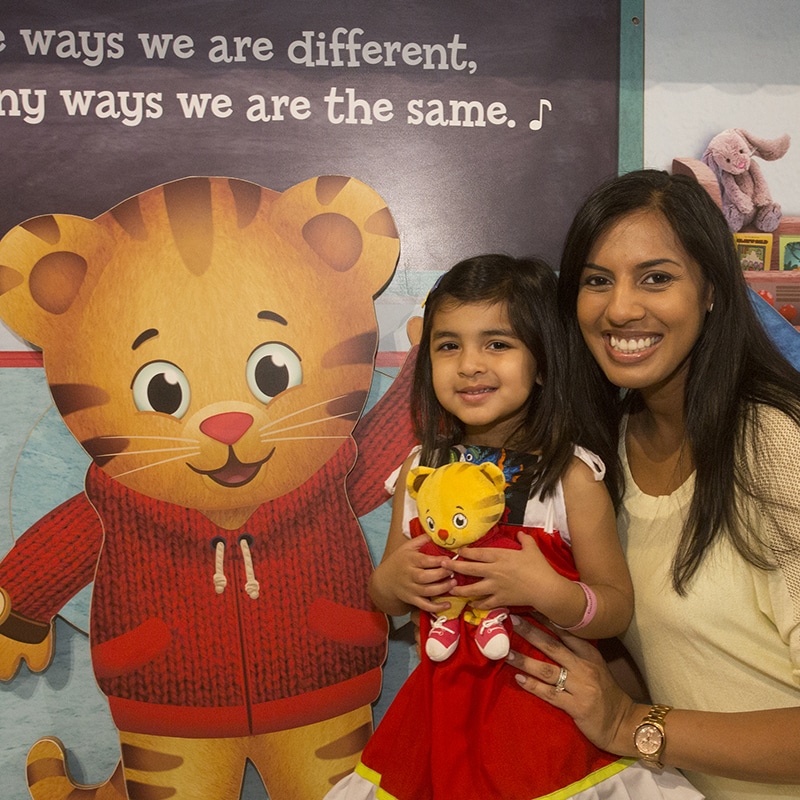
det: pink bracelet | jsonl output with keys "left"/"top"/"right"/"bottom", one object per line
{"left": 557, "top": 581, "right": 597, "bottom": 631}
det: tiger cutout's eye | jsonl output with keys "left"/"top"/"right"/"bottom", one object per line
{"left": 246, "top": 342, "right": 302, "bottom": 403}
{"left": 132, "top": 361, "right": 191, "bottom": 418}
{"left": 425, "top": 516, "right": 436, "bottom": 532}
{"left": 452, "top": 512, "right": 468, "bottom": 529}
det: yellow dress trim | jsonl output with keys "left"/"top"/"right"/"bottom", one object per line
{"left": 354, "top": 757, "right": 637, "bottom": 799}
{"left": 353, "top": 760, "right": 399, "bottom": 800}
{"left": 536, "top": 758, "right": 637, "bottom": 799}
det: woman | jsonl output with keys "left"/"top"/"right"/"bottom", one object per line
{"left": 509, "top": 169, "right": 800, "bottom": 799}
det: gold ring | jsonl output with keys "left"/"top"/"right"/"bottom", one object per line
{"left": 555, "top": 666, "right": 568, "bottom": 692}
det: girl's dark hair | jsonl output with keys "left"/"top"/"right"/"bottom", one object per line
{"left": 412, "top": 253, "right": 574, "bottom": 499}
{"left": 557, "top": 169, "right": 800, "bottom": 593}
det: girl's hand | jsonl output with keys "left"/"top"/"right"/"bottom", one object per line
{"left": 506, "top": 615, "right": 640, "bottom": 755}
{"left": 445, "top": 533, "right": 560, "bottom": 610}
{"left": 373, "top": 536, "right": 456, "bottom": 615}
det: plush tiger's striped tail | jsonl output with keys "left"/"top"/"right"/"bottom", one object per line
{"left": 26, "top": 738, "right": 126, "bottom": 800}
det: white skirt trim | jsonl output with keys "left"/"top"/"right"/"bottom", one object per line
{"left": 323, "top": 758, "right": 705, "bottom": 800}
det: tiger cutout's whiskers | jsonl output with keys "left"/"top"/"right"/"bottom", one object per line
{"left": 258, "top": 394, "right": 350, "bottom": 433}
{"left": 96, "top": 445, "right": 202, "bottom": 459}
{"left": 111, "top": 450, "right": 202, "bottom": 479}
{"left": 260, "top": 434, "right": 349, "bottom": 444}
{"left": 259, "top": 409, "right": 359, "bottom": 442}
{"left": 100, "top": 434, "right": 200, "bottom": 444}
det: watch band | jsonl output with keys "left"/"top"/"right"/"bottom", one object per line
{"left": 634, "top": 703, "right": 672, "bottom": 769}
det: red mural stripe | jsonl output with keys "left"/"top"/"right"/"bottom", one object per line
{"left": 0, "top": 351, "right": 43, "bottom": 367}
{"left": 375, "top": 351, "right": 406, "bottom": 368}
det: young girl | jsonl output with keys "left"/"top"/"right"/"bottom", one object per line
{"left": 326, "top": 254, "right": 702, "bottom": 800}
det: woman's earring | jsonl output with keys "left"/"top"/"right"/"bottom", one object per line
{"left": 708, "top": 303, "right": 714, "bottom": 313}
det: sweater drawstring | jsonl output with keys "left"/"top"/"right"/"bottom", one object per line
{"left": 238, "top": 535, "right": 260, "bottom": 599}
{"left": 211, "top": 536, "right": 260, "bottom": 599}
{"left": 212, "top": 538, "right": 228, "bottom": 594}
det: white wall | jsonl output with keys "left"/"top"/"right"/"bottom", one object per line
{"left": 643, "top": 0, "right": 800, "bottom": 214}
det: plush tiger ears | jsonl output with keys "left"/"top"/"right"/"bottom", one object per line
{"left": 407, "top": 465, "right": 436, "bottom": 500}
{"left": 0, "top": 213, "right": 113, "bottom": 347}
{"left": 406, "top": 461, "right": 506, "bottom": 502}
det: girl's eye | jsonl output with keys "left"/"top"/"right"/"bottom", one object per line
{"left": 488, "top": 341, "right": 511, "bottom": 351}
{"left": 436, "top": 341, "right": 459, "bottom": 352}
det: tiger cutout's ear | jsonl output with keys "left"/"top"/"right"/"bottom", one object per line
{"left": 406, "top": 465, "right": 435, "bottom": 501}
{"left": 270, "top": 175, "right": 400, "bottom": 297}
{"left": 479, "top": 462, "right": 506, "bottom": 493}
{"left": 0, "top": 214, "right": 114, "bottom": 348}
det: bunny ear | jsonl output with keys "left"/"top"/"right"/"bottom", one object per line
{"left": 733, "top": 129, "right": 791, "bottom": 161}
{"left": 701, "top": 147, "right": 722, "bottom": 176}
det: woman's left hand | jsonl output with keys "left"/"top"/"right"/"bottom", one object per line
{"left": 508, "top": 615, "right": 641, "bottom": 755}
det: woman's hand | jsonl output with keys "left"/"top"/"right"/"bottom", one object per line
{"left": 507, "top": 615, "right": 641, "bottom": 755}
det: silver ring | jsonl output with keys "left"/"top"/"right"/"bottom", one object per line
{"left": 554, "top": 666, "right": 568, "bottom": 692}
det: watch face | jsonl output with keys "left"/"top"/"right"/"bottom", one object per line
{"left": 635, "top": 723, "right": 663, "bottom": 756}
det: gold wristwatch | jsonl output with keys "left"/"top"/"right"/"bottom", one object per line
{"left": 633, "top": 703, "right": 672, "bottom": 769}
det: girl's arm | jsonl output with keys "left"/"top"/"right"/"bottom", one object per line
{"left": 368, "top": 454, "right": 457, "bottom": 617}
{"left": 556, "top": 455, "right": 633, "bottom": 638}
{"left": 444, "top": 456, "right": 633, "bottom": 639}
{"left": 510, "top": 618, "right": 800, "bottom": 784}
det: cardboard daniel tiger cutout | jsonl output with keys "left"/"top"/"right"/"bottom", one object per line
{"left": 0, "top": 175, "right": 418, "bottom": 799}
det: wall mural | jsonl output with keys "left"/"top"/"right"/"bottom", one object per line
{"left": 0, "top": 2, "right": 629, "bottom": 797}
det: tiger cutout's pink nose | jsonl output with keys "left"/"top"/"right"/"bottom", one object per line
{"left": 200, "top": 412, "right": 254, "bottom": 445}
{"left": 437, "top": 529, "right": 449, "bottom": 541}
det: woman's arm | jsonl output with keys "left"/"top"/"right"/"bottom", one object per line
{"left": 368, "top": 454, "right": 456, "bottom": 617}
{"left": 509, "top": 617, "right": 800, "bottom": 784}
{"left": 444, "top": 456, "right": 633, "bottom": 639}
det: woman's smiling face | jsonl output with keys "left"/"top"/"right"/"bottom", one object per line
{"left": 576, "top": 209, "right": 713, "bottom": 396}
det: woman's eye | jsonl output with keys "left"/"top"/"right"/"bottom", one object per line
{"left": 643, "top": 272, "right": 672, "bottom": 286}
{"left": 582, "top": 273, "right": 610, "bottom": 287}
{"left": 132, "top": 361, "right": 191, "bottom": 418}
{"left": 246, "top": 342, "right": 302, "bottom": 403}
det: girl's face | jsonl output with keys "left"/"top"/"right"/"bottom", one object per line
{"left": 429, "top": 299, "right": 538, "bottom": 447}
{"left": 576, "top": 209, "right": 712, "bottom": 398}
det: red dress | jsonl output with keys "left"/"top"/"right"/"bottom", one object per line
{"left": 352, "top": 446, "right": 624, "bottom": 800}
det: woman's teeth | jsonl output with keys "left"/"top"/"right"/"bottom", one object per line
{"left": 609, "top": 335, "right": 655, "bottom": 353}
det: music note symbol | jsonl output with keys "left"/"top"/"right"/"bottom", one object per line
{"left": 529, "top": 99, "right": 552, "bottom": 131}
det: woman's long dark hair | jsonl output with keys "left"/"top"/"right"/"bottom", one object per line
{"left": 413, "top": 253, "right": 575, "bottom": 499}
{"left": 558, "top": 169, "right": 800, "bottom": 593}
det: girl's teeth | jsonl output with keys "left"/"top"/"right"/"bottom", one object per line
{"left": 610, "top": 336, "right": 655, "bottom": 353}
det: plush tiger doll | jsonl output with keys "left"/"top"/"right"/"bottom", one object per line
{"left": 0, "top": 175, "right": 416, "bottom": 799}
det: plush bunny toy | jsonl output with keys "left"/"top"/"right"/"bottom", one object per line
{"left": 701, "top": 128, "right": 790, "bottom": 232}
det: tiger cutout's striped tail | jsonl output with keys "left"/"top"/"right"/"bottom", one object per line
{"left": 26, "top": 738, "right": 127, "bottom": 800}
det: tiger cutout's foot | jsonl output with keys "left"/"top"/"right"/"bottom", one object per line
{"left": 26, "top": 737, "right": 127, "bottom": 800}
